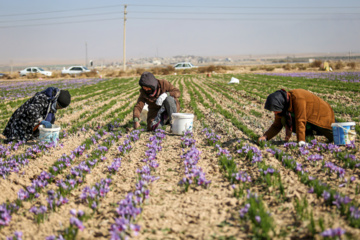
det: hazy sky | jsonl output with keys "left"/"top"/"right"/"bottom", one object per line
{"left": 0, "top": 0, "right": 359, "bottom": 66}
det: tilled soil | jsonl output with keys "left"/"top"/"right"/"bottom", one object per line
{"left": 1, "top": 75, "right": 359, "bottom": 240}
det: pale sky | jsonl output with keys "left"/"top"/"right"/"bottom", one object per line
{"left": 0, "top": 0, "right": 359, "bottom": 66}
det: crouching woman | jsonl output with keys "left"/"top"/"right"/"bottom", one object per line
{"left": 258, "top": 89, "right": 335, "bottom": 146}
{"left": 3, "top": 87, "right": 71, "bottom": 142}
{"left": 133, "top": 72, "right": 181, "bottom": 131}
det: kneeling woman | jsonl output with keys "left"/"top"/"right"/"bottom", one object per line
{"left": 258, "top": 89, "right": 335, "bottom": 145}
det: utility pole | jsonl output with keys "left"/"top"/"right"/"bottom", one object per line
{"left": 348, "top": 51, "right": 351, "bottom": 62}
{"left": 123, "top": 5, "right": 127, "bottom": 71}
{"left": 85, "top": 41, "right": 88, "bottom": 67}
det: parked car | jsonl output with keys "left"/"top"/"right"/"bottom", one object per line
{"left": 0, "top": 73, "right": 4, "bottom": 78}
{"left": 174, "top": 62, "right": 198, "bottom": 70}
{"left": 19, "top": 67, "right": 52, "bottom": 77}
{"left": 61, "top": 66, "right": 91, "bottom": 75}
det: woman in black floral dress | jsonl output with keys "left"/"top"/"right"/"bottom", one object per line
{"left": 3, "top": 87, "right": 71, "bottom": 142}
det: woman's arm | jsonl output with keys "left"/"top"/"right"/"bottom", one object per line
{"left": 263, "top": 114, "right": 283, "bottom": 140}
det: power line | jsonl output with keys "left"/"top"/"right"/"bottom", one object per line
{"left": 1, "top": 4, "right": 360, "bottom": 18}
{"left": 0, "top": 4, "right": 124, "bottom": 17}
{"left": 130, "top": 11, "right": 360, "bottom": 15}
{"left": 129, "top": 17, "right": 360, "bottom": 21}
{"left": 0, "top": 17, "right": 122, "bottom": 28}
{"left": 1, "top": 16, "right": 359, "bottom": 28}
{"left": 128, "top": 4, "right": 360, "bottom": 9}
{"left": 1, "top": 10, "right": 358, "bottom": 24}
{"left": 0, "top": 11, "right": 123, "bottom": 23}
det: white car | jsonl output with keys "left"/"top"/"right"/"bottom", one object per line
{"left": 61, "top": 66, "right": 91, "bottom": 75}
{"left": 174, "top": 62, "right": 198, "bottom": 70}
{"left": 19, "top": 67, "right": 52, "bottom": 77}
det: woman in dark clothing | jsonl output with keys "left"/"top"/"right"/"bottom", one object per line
{"left": 258, "top": 89, "right": 335, "bottom": 145}
{"left": 3, "top": 87, "right": 71, "bottom": 142}
{"left": 133, "top": 72, "right": 180, "bottom": 131}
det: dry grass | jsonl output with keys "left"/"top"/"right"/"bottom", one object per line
{"left": 282, "top": 64, "right": 292, "bottom": 70}
{"left": 334, "top": 60, "right": 345, "bottom": 70}
{"left": 310, "top": 60, "right": 322, "bottom": 68}
{"left": 2, "top": 61, "right": 359, "bottom": 81}
{"left": 347, "top": 61, "right": 357, "bottom": 69}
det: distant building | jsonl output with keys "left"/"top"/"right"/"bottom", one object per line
{"left": 152, "top": 60, "right": 161, "bottom": 65}
{"left": 309, "top": 58, "right": 315, "bottom": 63}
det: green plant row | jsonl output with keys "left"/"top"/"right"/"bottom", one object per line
{"left": 271, "top": 147, "right": 360, "bottom": 229}
{"left": 181, "top": 78, "right": 208, "bottom": 128}
{"left": 0, "top": 78, "right": 138, "bottom": 129}
{"left": 202, "top": 130, "right": 277, "bottom": 239}
{"left": 67, "top": 91, "right": 138, "bottom": 134}
{"left": 204, "top": 81, "right": 263, "bottom": 119}
{"left": 58, "top": 84, "right": 137, "bottom": 123}
{"left": 189, "top": 79, "right": 259, "bottom": 141}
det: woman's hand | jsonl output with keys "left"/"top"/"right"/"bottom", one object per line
{"left": 40, "top": 121, "right": 52, "bottom": 128}
{"left": 134, "top": 121, "right": 140, "bottom": 129}
{"left": 258, "top": 135, "right": 267, "bottom": 142}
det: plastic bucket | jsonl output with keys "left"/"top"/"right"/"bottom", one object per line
{"left": 171, "top": 113, "right": 194, "bottom": 135}
{"left": 331, "top": 122, "right": 356, "bottom": 145}
{"left": 39, "top": 124, "right": 61, "bottom": 144}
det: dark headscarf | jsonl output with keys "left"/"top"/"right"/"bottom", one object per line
{"left": 139, "top": 72, "right": 158, "bottom": 95}
{"left": 265, "top": 89, "right": 293, "bottom": 141}
{"left": 57, "top": 90, "right": 71, "bottom": 108}
{"left": 264, "top": 89, "right": 288, "bottom": 112}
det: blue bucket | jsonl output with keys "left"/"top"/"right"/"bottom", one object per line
{"left": 39, "top": 125, "right": 61, "bottom": 144}
{"left": 331, "top": 122, "right": 356, "bottom": 145}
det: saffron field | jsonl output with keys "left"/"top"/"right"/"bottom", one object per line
{"left": 0, "top": 72, "right": 359, "bottom": 240}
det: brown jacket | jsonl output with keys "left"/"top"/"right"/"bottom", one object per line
{"left": 264, "top": 89, "right": 335, "bottom": 142}
{"left": 133, "top": 79, "right": 180, "bottom": 130}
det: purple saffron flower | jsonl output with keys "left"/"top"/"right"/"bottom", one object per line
{"left": 70, "top": 209, "right": 77, "bottom": 216}
{"left": 320, "top": 227, "right": 345, "bottom": 237}
{"left": 322, "top": 191, "right": 330, "bottom": 201}
{"left": 70, "top": 217, "right": 85, "bottom": 231}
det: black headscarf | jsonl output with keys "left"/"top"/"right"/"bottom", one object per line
{"left": 139, "top": 72, "right": 158, "bottom": 95}
{"left": 265, "top": 89, "right": 293, "bottom": 140}
{"left": 57, "top": 90, "right": 71, "bottom": 108}
{"left": 264, "top": 89, "right": 288, "bottom": 113}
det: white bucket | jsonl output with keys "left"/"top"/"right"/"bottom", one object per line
{"left": 171, "top": 113, "right": 194, "bottom": 135}
{"left": 39, "top": 124, "right": 61, "bottom": 144}
{"left": 331, "top": 122, "right": 356, "bottom": 145}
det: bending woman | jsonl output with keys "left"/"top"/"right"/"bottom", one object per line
{"left": 258, "top": 89, "right": 335, "bottom": 145}
{"left": 3, "top": 87, "right": 71, "bottom": 142}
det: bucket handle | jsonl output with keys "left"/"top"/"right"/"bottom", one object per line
{"left": 333, "top": 123, "right": 356, "bottom": 135}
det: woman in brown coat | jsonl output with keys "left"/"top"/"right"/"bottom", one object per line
{"left": 133, "top": 72, "right": 181, "bottom": 131}
{"left": 258, "top": 89, "right": 335, "bottom": 145}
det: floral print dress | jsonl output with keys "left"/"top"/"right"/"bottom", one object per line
{"left": 3, "top": 93, "right": 50, "bottom": 142}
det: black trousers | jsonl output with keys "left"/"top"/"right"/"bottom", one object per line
{"left": 282, "top": 116, "right": 333, "bottom": 142}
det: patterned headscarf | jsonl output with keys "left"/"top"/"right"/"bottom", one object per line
{"left": 41, "top": 87, "right": 60, "bottom": 113}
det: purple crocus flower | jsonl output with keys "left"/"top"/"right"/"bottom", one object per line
{"left": 322, "top": 191, "right": 330, "bottom": 201}
{"left": 70, "top": 217, "right": 85, "bottom": 231}
{"left": 320, "top": 227, "right": 345, "bottom": 237}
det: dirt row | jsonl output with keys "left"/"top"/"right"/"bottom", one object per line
{"left": 177, "top": 77, "right": 360, "bottom": 238}
{"left": 1, "top": 75, "right": 359, "bottom": 239}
